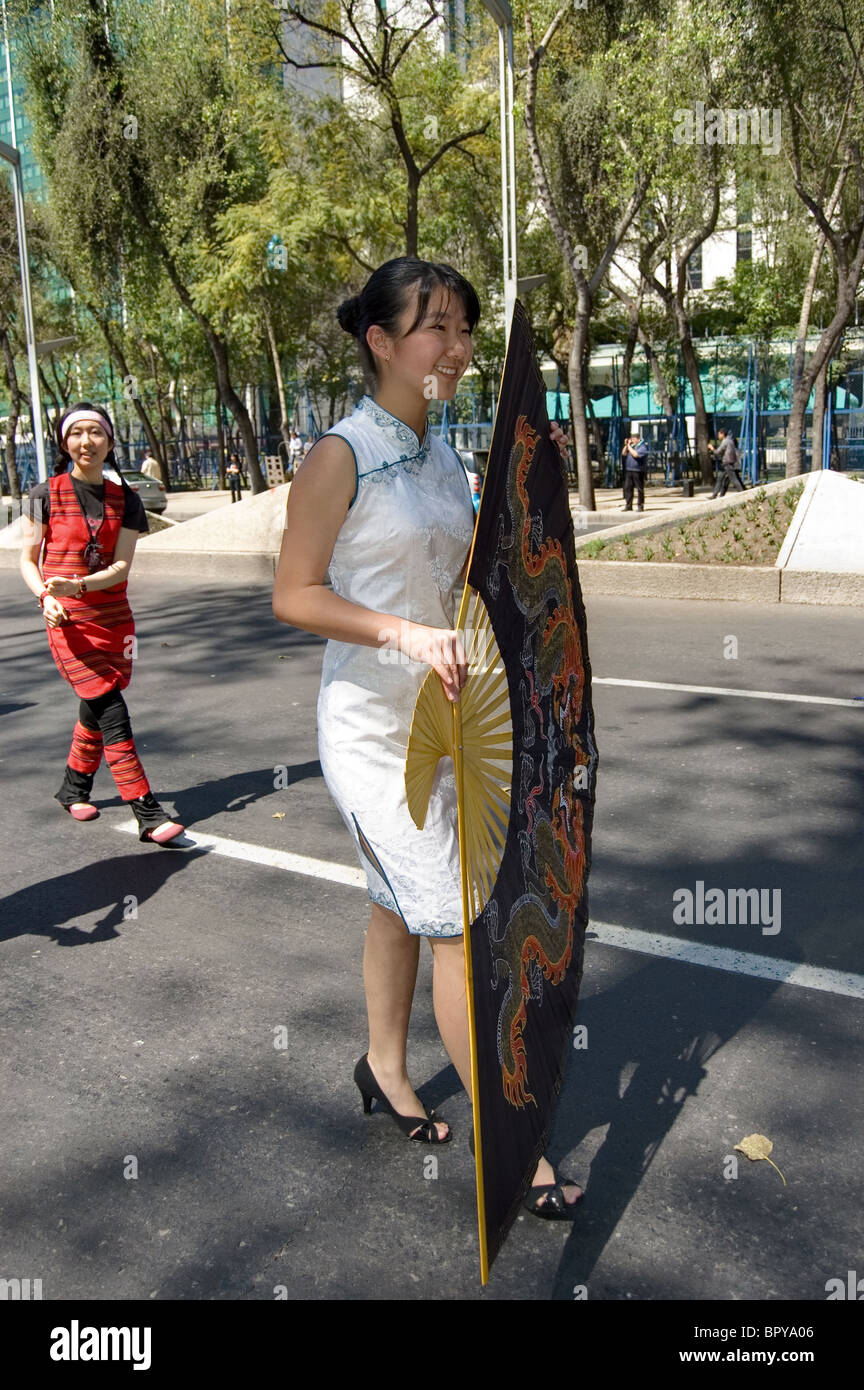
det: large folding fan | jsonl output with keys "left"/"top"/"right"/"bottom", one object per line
{"left": 405, "top": 301, "right": 598, "bottom": 1282}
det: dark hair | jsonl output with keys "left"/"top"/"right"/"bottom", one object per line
{"left": 55, "top": 401, "right": 117, "bottom": 469}
{"left": 337, "top": 256, "right": 480, "bottom": 380}
{"left": 54, "top": 400, "right": 138, "bottom": 507}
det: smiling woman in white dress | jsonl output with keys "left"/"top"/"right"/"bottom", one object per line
{"left": 273, "top": 257, "right": 582, "bottom": 1215}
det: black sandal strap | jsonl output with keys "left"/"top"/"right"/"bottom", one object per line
{"left": 524, "top": 1176, "right": 583, "bottom": 1215}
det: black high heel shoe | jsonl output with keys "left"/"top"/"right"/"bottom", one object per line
{"left": 522, "top": 1176, "right": 584, "bottom": 1220}
{"left": 469, "top": 1131, "right": 583, "bottom": 1219}
{"left": 353, "top": 1054, "right": 452, "bottom": 1145}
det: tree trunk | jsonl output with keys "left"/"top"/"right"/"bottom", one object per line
{"left": 810, "top": 359, "right": 829, "bottom": 471}
{"left": 214, "top": 376, "right": 227, "bottom": 489}
{"left": 264, "top": 308, "right": 292, "bottom": 460}
{"left": 405, "top": 170, "right": 419, "bottom": 257}
{"left": 786, "top": 296, "right": 858, "bottom": 475}
{"left": 567, "top": 289, "right": 596, "bottom": 510}
{"left": 620, "top": 311, "right": 638, "bottom": 417}
{"left": 168, "top": 378, "right": 190, "bottom": 469}
{"left": 209, "top": 332, "right": 265, "bottom": 493}
{"left": 639, "top": 333, "right": 674, "bottom": 420}
{"left": 38, "top": 365, "right": 61, "bottom": 446}
{"left": 89, "top": 317, "right": 167, "bottom": 482}
{"left": 0, "top": 323, "right": 22, "bottom": 499}
{"left": 677, "top": 317, "right": 712, "bottom": 483}
{"left": 788, "top": 166, "right": 846, "bottom": 473}
{"left": 586, "top": 395, "right": 604, "bottom": 470}
{"left": 134, "top": 224, "right": 266, "bottom": 492}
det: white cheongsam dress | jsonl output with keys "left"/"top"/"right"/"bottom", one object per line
{"left": 316, "top": 395, "right": 477, "bottom": 936}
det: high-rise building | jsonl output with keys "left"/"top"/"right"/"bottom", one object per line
{"left": 0, "top": 20, "right": 46, "bottom": 200}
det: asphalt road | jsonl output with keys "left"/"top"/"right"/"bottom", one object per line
{"left": 1, "top": 571, "right": 862, "bottom": 1304}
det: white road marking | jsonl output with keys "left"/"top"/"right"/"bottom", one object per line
{"left": 115, "top": 823, "right": 864, "bottom": 1001}
{"left": 114, "top": 821, "right": 367, "bottom": 887}
{"left": 594, "top": 676, "right": 862, "bottom": 708}
{"left": 588, "top": 922, "right": 864, "bottom": 1001}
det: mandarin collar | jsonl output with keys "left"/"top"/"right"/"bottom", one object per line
{"left": 357, "top": 395, "right": 431, "bottom": 457}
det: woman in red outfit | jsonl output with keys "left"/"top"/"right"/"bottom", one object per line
{"left": 20, "top": 402, "right": 184, "bottom": 844}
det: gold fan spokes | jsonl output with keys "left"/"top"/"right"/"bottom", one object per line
{"left": 405, "top": 591, "right": 513, "bottom": 917}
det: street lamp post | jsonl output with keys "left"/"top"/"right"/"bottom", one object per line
{"left": 479, "top": 0, "right": 517, "bottom": 341}
{"left": 1, "top": 0, "right": 47, "bottom": 483}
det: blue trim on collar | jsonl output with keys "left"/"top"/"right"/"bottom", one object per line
{"left": 356, "top": 395, "right": 431, "bottom": 459}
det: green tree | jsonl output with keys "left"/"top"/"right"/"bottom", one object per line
{"left": 740, "top": 0, "right": 864, "bottom": 474}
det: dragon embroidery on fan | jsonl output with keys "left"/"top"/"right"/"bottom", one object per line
{"left": 482, "top": 414, "right": 591, "bottom": 1109}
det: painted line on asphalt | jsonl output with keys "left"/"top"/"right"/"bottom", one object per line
{"left": 587, "top": 922, "right": 864, "bottom": 1001}
{"left": 115, "top": 823, "right": 864, "bottom": 1001}
{"left": 114, "top": 821, "right": 367, "bottom": 887}
{"left": 594, "top": 677, "right": 862, "bottom": 708}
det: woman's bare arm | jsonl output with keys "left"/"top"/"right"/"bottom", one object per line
{"left": 273, "top": 434, "right": 467, "bottom": 698}
{"left": 20, "top": 511, "right": 47, "bottom": 598}
{"left": 22, "top": 514, "right": 140, "bottom": 627}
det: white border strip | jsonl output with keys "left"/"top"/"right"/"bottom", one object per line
{"left": 594, "top": 677, "right": 862, "bottom": 708}
{"left": 115, "top": 824, "right": 864, "bottom": 1000}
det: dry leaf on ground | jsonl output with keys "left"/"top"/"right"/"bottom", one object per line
{"left": 734, "top": 1133, "right": 787, "bottom": 1185}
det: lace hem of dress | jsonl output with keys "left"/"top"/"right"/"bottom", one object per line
{"left": 367, "top": 884, "right": 462, "bottom": 938}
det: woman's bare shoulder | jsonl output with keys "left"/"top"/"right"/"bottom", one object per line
{"left": 297, "top": 433, "right": 356, "bottom": 476}
{"left": 285, "top": 433, "right": 357, "bottom": 521}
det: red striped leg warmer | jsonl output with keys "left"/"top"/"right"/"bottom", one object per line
{"left": 104, "top": 737, "right": 151, "bottom": 802}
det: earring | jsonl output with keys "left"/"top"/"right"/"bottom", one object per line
{"left": 385, "top": 353, "right": 391, "bottom": 363}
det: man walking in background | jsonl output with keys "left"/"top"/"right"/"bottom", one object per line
{"left": 710, "top": 429, "right": 746, "bottom": 497}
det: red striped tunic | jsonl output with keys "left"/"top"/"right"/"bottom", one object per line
{"left": 41, "top": 472, "right": 136, "bottom": 698}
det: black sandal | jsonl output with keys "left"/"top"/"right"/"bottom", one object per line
{"left": 354, "top": 1054, "right": 452, "bottom": 1144}
{"left": 129, "top": 793, "right": 185, "bottom": 844}
{"left": 523, "top": 1176, "right": 584, "bottom": 1220}
{"left": 55, "top": 766, "right": 100, "bottom": 820}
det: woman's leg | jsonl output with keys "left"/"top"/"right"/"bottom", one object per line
{"left": 90, "top": 690, "right": 151, "bottom": 800}
{"left": 86, "top": 690, "right": 183, "bottom": 838}
{"left": 430, "top": 936, "right": 471, "bottom": 1091}
{"left": 55, "top": 699, "right": 104, "bottom": 809}
{"left": 363, "top": 902, "right": 448, "bottom": 1139}
{"left": 430, "top": 935, "right": 581, "bottom": 1204}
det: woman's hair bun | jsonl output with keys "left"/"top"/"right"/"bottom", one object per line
{"left": 337, "top": 296, "right": 361, "bottom": 336}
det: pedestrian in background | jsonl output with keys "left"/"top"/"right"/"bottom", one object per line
{"left": 621, "top": 433, "right": 649, "bottom": 511}
{"left": 227, "top": 456, "right": 243, "bottom": 503}
{"left": 709, "top": 429, "right": 746, "bottom": 497}
{"left": 19, "top": 402, "right": 184, "bottom": 843}
{"left": 288, "top": 429, "right": 304, "bottom": 474}
{"left": 139, "top": 447, "right": 160, "bottom": 481}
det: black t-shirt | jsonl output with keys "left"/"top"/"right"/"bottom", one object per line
{"left": 25, "top": 476, "right": 149, "bottom": 534}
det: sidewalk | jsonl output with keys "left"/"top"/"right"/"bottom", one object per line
{"left": 1, "top": 488, "right": 241, "bottom": 524}
{"left": 568, "top": 483, "right": 713, "bottom": 523}
{"left": 3, "top": 481, "right": 701, "bottom": 528}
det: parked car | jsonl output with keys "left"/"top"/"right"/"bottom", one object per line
{"left": 457, "top": 448, "right": 488, "bottom": 512}
{"left": 116, "top": 469, "right": 168, "bottom": 515}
